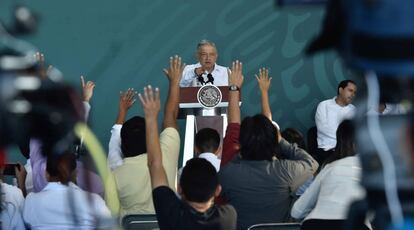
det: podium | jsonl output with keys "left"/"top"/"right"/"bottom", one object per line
{"left": 178, "top": 86, "right": 240, "bottom": 167}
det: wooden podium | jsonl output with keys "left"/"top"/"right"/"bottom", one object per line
{"left": 178, "top": 86, "right": 240, "bottom": 167}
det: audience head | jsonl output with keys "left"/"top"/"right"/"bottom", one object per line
{"left": 239, "top": 114, "right": 279, "bottom": 161}
{"left": 282, "top": 128, "right": 306, "bottom": 150}
{"left": 121, "top": 116, "right": 146, "bottom": 157}
{"left": 179, "top": 158, "right": 220, "bottom": 203}
{"left": 196, "top": 40, "right": 217, "bottom": 71}
{"left": 325, "top": 120, "right": 356, "bottom": 165}
{"left": 337, "top": 80, "right": 357, "bottom": 105}
{"left": 194, "top": 128, "right": 221, "bottom": 155}
{"left": 46, "top": 151, "right": 77, "bottom": 185}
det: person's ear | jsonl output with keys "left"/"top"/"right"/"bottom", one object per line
{"left": 178, "top": 184, "right": 183, "bottom": 196}
{"left": 214, "top": 184, "right": 222, "bottom": 197}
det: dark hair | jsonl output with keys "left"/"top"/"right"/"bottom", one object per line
{"left": 121, "top": 116, "right": 146, "bottom": 158}
{"left": 180, "top": 158, "right": 218, "bottom": 202}
{"left": 324, "top": 120, "right": 356, "bottom": 165}
{"left": 282, "top": 128, "right": 306, "bottom": 150}
{"left": 337, "top": 80, "right": 356, "bottom": 95}
{"left": 46, "top": 151, "right": 77, "bottom": 185}
{"left": 195, "top": 128, "right": 220, "bottom": 154}
{"left": 239, "top": 114, "right": 279, "bottom": 161}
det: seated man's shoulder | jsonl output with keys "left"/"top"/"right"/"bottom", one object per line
{"left": 160, "top": 127, "right": 180, "bottom": 142}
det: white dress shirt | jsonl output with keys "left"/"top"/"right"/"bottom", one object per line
{"left": 291, "top": 156, "right": 365, "bottom": 221}
{"left": 198, "top": 152, "right": 221, "bottom": 172}
{"left": 180, "top": 63, "right": 229, "bottom": 87}
{"left": 315, "top": 97, "right": 356, "bottom": 150}
{"left": 1, "top": 182, "right": 25, "bottom": 230}
{"left": 107, "top": 124, "right": 123, "bottom": 170}
{"left": 23, "top": 182, "right": 112, "bottom": 230}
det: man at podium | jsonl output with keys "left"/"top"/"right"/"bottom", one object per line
{"left": 179, "top": 40, "right": 229, "bottom": 87}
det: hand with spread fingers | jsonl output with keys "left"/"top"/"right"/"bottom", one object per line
{"left": 163, "top": 55, "right": 186, "bottom": 85}
{"left": 115, "top": 88, "right": 137, "bottom": 124}
{"left": 138, "top": 85, "right": 161, "bottom": 119}
{"left": 228, "top": 60, "right": 244, "bottom": 88}
{"left": 256, "top": 68, "right": 272, "bottom": 93}
{"left": 119, "top": 88, "right": 137, "bottom": 112}
{"left": 80, "top": 75, "right": 95, "bottom": 102}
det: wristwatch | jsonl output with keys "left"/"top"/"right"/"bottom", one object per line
{"left": 229, "top": 85, "right": 239, "bottom": 91}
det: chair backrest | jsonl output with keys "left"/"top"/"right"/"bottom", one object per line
{"left": 247, "top": 222, "right": 301, "bottom": 230}
{"left": 122, "top": 214, "right": 159, "bottom": 230}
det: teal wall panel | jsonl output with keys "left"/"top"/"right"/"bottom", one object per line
{"left": 1, "top": 0, "right": 357, "bottom": 156}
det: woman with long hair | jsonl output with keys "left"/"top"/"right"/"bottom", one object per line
{"left": 291, "top": 120, "right": 370, "bottom": 230}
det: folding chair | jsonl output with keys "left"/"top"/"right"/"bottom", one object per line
{"left": 247, "top": 222, "right": 301, "bottom": 230}
{"left": 121, "top": 214, "right": 159, "bottom": 230}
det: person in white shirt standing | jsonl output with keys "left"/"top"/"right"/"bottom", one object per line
{"left": 180, "top": 40, "right": 229, "bottom": 87}
{"left": 315, "top": 80, "right": 357, "bottom": 165}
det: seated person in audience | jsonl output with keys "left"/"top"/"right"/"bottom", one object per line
{"left": 219, "top": 64, "right": 318, "bottom": 229}
{"left": 0, "top": 163, "right": 25, "bottom": 229}
{"left": 178, "top": 127, "right": 221, "bottom": 178}
{"left": 110, "top": 56, "right": 181, "bottom": 218}
{"left": 180, "top": 40, "right": 229, "bottom": 87}
{"left": 282, "top": 128, "right": 307, "bottom": 150}
{"left": 138, "top": 83, "right": 237, "bottom": 230}
{"left": 23, "top": 151, "right": 112, "bottom": 229}
{"left": 291, "top": 120, "right": 369, "bottom": 230}
{"left": 315, "top": 80, "right": 357, "bottom": 165}
{"left": 30, "top": 76, "right": 104, "bottom": 196}
{"left": 194, "top": 128, "right": 221, "bottom": 171}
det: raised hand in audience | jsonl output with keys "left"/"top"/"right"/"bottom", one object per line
{"left": 116, "top": 88, "right": 137, "bottom": 124}
{"left": 255, "top": 68, "right": 282, "bottom": 140}
{"left": 80, "top": 75, "right": 95, "bottom": 103}
{"left": 227, "top": 60, "right": 243, "bottom": 124}
{"left": 34, "top": 52, "right": 52, "bottom": 80}
{"left": 138, "top": 86, "right": 168, "bottom": 189}
{"left": 221, "top": 60, "right": 243, "bottom": 166}
{"left": 162, "top": 55, "right": 185, "bottom": 130}
{"left": 256, "top": 67, "right": 273, "bottom": 121}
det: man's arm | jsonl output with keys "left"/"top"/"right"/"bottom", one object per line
{"left": 291, "top": 171, "right": 321, "bottom": 220}
{"left": 108, "top": 89, "right": 136, "bottom": 170}
{"left": 256, "top": 68, "right": 283, "bottom": 141}
{"left": 256, "top": 68, "right": 272, "bottom": 121}
{"left": 221, "top": 61, "right": 243, "bottom": 166}
{"left": 162, "top": 55, "right": 185, "bottom": 130}
{"left": 227, "top": 61, "right": 243, "bottom": 124}
{"left": 80, "top": 75, "right": 95, "bottom": 122}
{"left": 139, "top": 86, "right": 169, "bottom": 189}
{"left": 279, "top": 139, "right": 319, "bottom": 190}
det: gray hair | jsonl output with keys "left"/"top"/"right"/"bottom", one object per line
{"left": 197, "top": 39, "right": 217, "bottom": 51}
